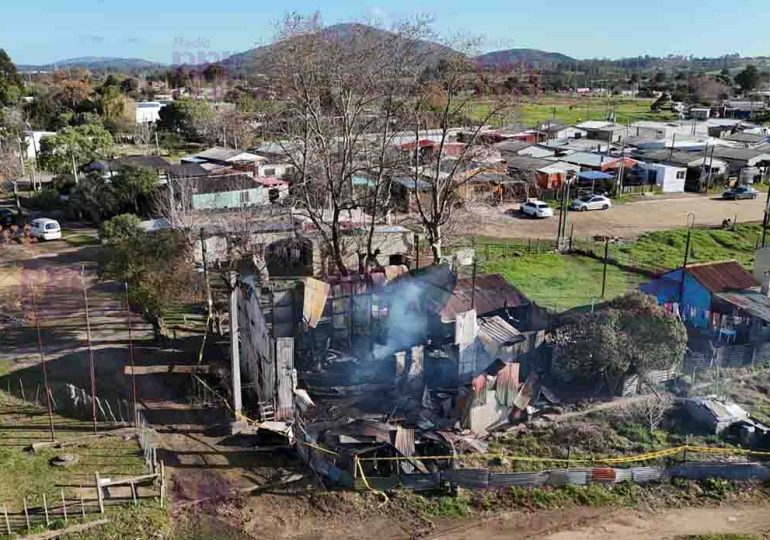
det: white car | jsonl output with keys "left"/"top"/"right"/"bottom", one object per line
{"left": 520, "top": 199, "right": 554, "bottom": 218}
{"left": 29, "top": 218, "right": 62, "bottom": 241}
{"left": 570, "top": 194, "right": 612, "bottom": 212}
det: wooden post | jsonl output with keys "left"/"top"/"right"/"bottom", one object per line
{"left": 80, "top": 489, "right": 85, "bottom": 519}
{"left": 23, "top": 496, "right": 30, "bottom": 531}
{"left": 566, "top": 447, "right": 572, "bottom": 469}
{"left": 43, "top": 493, "right": 50, "bottom": 526}
{"left": 130, "top": 482, "right": 137, "bottom": 506}
{"left": 94, "top": 472, "right": 104, "bottom": 514}
{"left": 61, "top": 489, "right": 68, "bottom": 523}
{"left": 3, "top": 502, "right": 10, "bottom": 536}
{"left": 159, "top": 461, "right": 166, "bottom": 508}
{"left": 19, "top": 379, "right": 26, "bottom": 402}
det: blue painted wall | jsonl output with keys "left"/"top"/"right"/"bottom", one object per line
{"left": 641, "top": 268, "right": 712, "bottom": 329}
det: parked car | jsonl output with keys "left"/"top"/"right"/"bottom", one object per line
{"left": 29, "top": 218, "right": 62, "bottom": 241}
{"left": 722, "top": 185, "right": 758, "bottom": 200}
{"left": 0, "top": 208, "right": 16, "bottom": 228}
{"left": 520, "top": 199, "right": 554, "bottom": 218}
{"left": 570, "top": 194, "right": 612, "bottom": 211}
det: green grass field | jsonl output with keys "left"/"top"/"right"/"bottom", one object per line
{"left": 465, "top": 94, "right": 676, "bottom": 127}
{"left": 474, "top": 223, "right": 763, "bottom": 312}
{"left": 613, "top": 223, "right": 763, "bottom": 271}
{"left": 481, "top": 252, "right": 645, "bottom": 311}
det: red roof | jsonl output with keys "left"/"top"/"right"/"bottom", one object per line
{"left": 440, "top": 274, "right": 530, "bottom": 322}
{"left": 254, "top": 176, "right": 288, "bottom": 187}
{"left": 399, "top": 139, "right": 434, "bottom": 151}
{"left": 686, "top": 260, "right": 758, "bottom": 293}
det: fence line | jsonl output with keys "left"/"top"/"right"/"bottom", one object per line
{"left": 135, "top": 409, "right": 157, "bottom": 474}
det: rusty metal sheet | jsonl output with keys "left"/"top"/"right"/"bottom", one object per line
{"left": 591, "top": 467, "right": 617, "bottom": 483}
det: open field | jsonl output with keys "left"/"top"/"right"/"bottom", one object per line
{"left": 480, "top": 252, "right": 644, "bottom": 311}
{"left": 465, "top": 94, "right": 676, "bottom": 126}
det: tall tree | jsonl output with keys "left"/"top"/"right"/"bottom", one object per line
{"left": 735, "top": 64, "right": 761, "bottom": 93}
{"left": 0, "top": 49, "right": 23, "bottom": 106}
{"left": 268, "top": 14, "right": 434, "bottom": 274}
{"left": 405, "top": 47, "right": 510, "bottom": 262}
{"left": 38, "top": 124, "right": 114, "bottom": 174}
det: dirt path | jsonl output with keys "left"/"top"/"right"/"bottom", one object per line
{"left": 461, "top": 193, "right": 767, "bottom": 240}
{"left": 432, "top": 504, "right": 770, "bottom": 539}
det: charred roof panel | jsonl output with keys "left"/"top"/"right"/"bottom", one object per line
{"left": 440, "top": 274, "right": 530, "bottom": 322}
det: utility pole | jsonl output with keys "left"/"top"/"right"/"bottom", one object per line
{"left": 71, "top": 152, "right": 79, "bottom": 185}
{"left": 228, "top": 272, "right": 242, "bottom": 419}
{"left": 679, "top": 213, "right": 695, "bottom": 304}
{"left": 30, "top": 284, "right": 55, "bottom": 442}
{"left": 762, "top": 185, "right": 770, "bottom": 247}
{"left": 601, "top": 238, "right": 609, "bottom": 298}
{"left": 200, "top": 228, "right": 213, "bottom": 328}
{"left": 125, "top": 282, "right": 138, "bottom": 426}
{"left": 80, "top": 266, "right": 98, "bottom": 434}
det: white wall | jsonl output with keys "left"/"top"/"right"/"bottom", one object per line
{"left": 647, "top": 163, "right": 686, "bottom": 193}
{"left": 257, "top": 162, "right": 295, "bottom": 178}
{"left": 135, "top": 102, "right": 166, "bottom": 124}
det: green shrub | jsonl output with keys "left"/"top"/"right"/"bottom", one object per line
{"left": 99, "top": 213, "right": 143, "bottom": 243}
{"left": 26, "top": 189, "right": 62, "bottom": 211}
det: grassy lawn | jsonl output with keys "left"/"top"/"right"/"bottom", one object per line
{"left": 480, "top": 252, "right": 645, "bottom": 311}
{"left": 612, "top": 223, "right": 763, "bottom": 271}
{"left": 0, "top": 392, "right": 170, "bottom": 538}
{"left": 465, "top": 94, "right": 676, "bottom": 126}
{"left": 62, "top": 229, "right": 100, "bottom": 247}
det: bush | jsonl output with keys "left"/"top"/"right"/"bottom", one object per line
{"left": 26, "top": 189, "right": 62, "bottom": 211}
{"left": 99, "top": 213, "right": 143, "bottom": 243}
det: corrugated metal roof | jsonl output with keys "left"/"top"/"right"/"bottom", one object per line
{"left": 713, "top": 146, "right": 770, "bottom": 161}
{"left": 394, "top": 426, "right": 415, "bottom": 457}
{"left": 488, "top": 471, "right": 548, "bottom": 487}
{"left": 686, "top": 260, "right": 758, "bottom": 293}
{"left": 440, "top": 274, "right": 530, "bottom": 322}
{"left": 477, "top": 316, "right": 524, "bottom": 347}
{"left": 631, "top": 466, "right": 664, "bottom": 484}
{"left": 716, "top": 290, "right": 770, "bottom": 322}
{"left": 724, "top": 132, "right": 767, "bottom": 144}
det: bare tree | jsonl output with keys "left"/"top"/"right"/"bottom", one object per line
{"left": 404, "top": 45, "right": 512, "bottom": 262}
{"left": 625, "top": 394, "right": 673, "bottom": 432}
{"left": 267, "top": 14, "right": 434, "bottom": 275}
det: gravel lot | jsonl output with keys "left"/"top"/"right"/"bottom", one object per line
{"left": 465, "top": 193, "right": 768, "bottom": 241}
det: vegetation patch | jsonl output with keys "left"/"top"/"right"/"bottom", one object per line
{"left": 481, "top": 252, "right": 645, "bottom": 311}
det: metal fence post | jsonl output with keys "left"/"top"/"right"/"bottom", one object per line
{"left": 23, "top": 496, "right": 30, "bottom": 531}
{"left": 2, "top": 502, "right": 10, "bottom": 536}
{"left": 94, "top": 472, "right": 104, "bottom": 514}
{"left": 43, "top": 493, "right": 50, "bottom": 526}
{"left": 61, "top": 489, "right": 68, "bottom": 523}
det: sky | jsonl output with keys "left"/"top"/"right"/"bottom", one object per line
{"left": 2, "top": 0, "right": 769, "bottom": 65}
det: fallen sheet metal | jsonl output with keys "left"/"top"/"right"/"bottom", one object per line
{"left": 303, "top": 277, "right": 330, "bottom": 328}
{"left": 488, "top": 471, "right": 548, "bottom": 487}
{"left": 512, "top": 370, "right": 538, "bottom": 410}
{"left": 496, "top": 363, "right": 520, "bottom": 407}
{"left": 442, "top": 468, "right": 489, "bottom": 489}
{"left": 395, "top": 426, "right": 415, "bottom": 458}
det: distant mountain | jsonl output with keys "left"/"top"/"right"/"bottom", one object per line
{"left": 475, "top": 48, "right": 576, "bottom": 68}
{"left": 18, "top": 57, "right": 165, "bottom": 73}
{"left": 220, "top": 22, "right": 460, "bottom": 74}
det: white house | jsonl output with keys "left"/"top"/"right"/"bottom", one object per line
{"left": 22, "top": 130, "right": 56, "bottom": 160}
{"left": 135, "top": 101, "right": 167, "bottom": 124}
{"left": 644, "top": 163, "right": 687, "bottom": 193}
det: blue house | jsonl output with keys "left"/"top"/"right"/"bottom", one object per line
{"left": 641, "top": 260, "right": 770, "bottom": 343}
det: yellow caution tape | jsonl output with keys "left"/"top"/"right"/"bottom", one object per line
{"left": 354, "top": 444, "right": 770, "bottom": 466}
{"left": 355, "top": 456, "right": 389, "bottom": 505}
{"left": 299, "top": 441, "right": 340, "bottom": 457}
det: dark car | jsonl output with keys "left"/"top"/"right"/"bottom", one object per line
{"left": 0, "top": 208, "right": 16, "bottom": 228}
{"left": 722, "top": 185, "right": 758, "bottom": 200}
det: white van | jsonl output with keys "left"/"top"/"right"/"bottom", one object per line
{"left": 29, "top": 218, "right": 62, "bottom": 241}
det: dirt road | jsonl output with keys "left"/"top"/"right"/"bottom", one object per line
{"left": 433, "top": 504, "right": 770, "bottom": 540}
{"left": 464, "top": 193, "right": 767, "bottom": 240}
